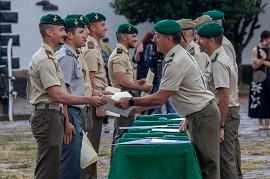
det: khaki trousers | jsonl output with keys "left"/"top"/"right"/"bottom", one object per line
{"left": 30, "top": 109, "right": 64, "bottom": 179}
{"left": 186, "top": 100, "right": 221, "bottom": 179}
{"left": 220, "top": 106, "right": 241, "bottom": 179}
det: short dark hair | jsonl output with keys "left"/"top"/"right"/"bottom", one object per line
{"left": 65, "top": 27, "right": 76, "bottom": 35}
{"left": 39, "top": 23, "right": 54, "bottom": 38}
{"left": 214, "top": 34, "right": 223, "bottom": 45}
{"left": 170, "top": 31, "right": 182, "bottom": 44}
{"left": 260, "top": 30, "right": 270, "bottom": 42}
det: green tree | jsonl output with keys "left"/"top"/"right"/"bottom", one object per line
{"left": 111, "top": 0, "right": 268, "bottom": 81}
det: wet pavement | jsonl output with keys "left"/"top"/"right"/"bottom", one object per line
{"left": 0, "top": 94, "right": 270, "bottom": 178}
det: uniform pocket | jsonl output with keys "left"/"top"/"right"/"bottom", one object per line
{"left": 75, "top": 68, "right": 83, "bottom": 79}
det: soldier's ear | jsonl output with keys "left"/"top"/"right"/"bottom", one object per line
{"left": 66, "top": 32, "right": 73, "bottom": 40}
{"left": 46, "top": 29, "right": 53, "bottom": 37}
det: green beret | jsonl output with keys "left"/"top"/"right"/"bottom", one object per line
{"left": 40, "top": 14, "right": 66, "bottom": 26}
{"left": 66, "top": 14, "right": 89, "bottom": 25}
{"left": 65, "top": 18, "right": 85, "bottom": 28}
{"left": 154, "top": 19, "right": 181, "bottom": 35}
{"left": 117, "top": 23, "right": 138, "bottom": 34}
{"left": 197, "top": 22, "right": 224, "bottom": 38}
{"left": 194, "top": 15, "right": 212, "bottom": 29}
{"left": 203, "top": 10, "right": 224, "bottom": 20}
{"left": 176, "top": 19, "right": 195, "bottom": 30}
{"left": 85, "top": 12, "right": 106, "bottom": 23}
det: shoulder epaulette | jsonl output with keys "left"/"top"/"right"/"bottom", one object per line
{"left": 87, "top": 41, "right": 94, "bottom": 49}
{"left": 166, "top": 53, "right": 175, "bottom": 64}
{"left": 117, "top": 48, "right": 122, "bottom": 54}
{"left": 45, "top": 50, "right": 54, "bottom": 60}
{"left": 65, "top": 49, "right": 73, "bottom": 57}
{"left": 189, "top": 47, "right": 195, "bottom": 56}
{"left": 211, "top": 53, "right": 219, "bottom": 63}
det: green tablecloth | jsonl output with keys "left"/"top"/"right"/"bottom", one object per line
{"left": 108, "top": 144, "right": 202, "bottom": 179}
{"left": 127, "top": 127, "right": 180, "bottom": 133}
{"left": 138, "top": 114, "right": 180, "bottom": 121}
{"left": 117, "top": 137, "right": 189, "bottom": 143}
{"left": 132, "top": 120, "right": 182, "bottom": 126}
{"left": 123, "top": 132, "right": 188, "bottom": 139}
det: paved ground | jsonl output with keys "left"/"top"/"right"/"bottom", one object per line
{"left": 0, "top": 94, "right": 270, "bottom": 178}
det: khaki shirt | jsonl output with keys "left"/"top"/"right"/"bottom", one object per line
{"left": 159, "top": 45, "right": 215, "bottom": 117}
{"left": 82, "top": 36, "right": 108, "bottom": 89}
{"left": 205, "top": 47, "right": 239, "bottom": 107}
{"left": 108, "top": 43, "right": 135, "bottom": 90}
{"left": 78, "top": 48, "right": 92, "bottom": 97}
{"left": 222, "top": 37, "right": 238, "bottom": 76}
{"left": 27, "top": 42, "right": 66, "bottom": 108}
{"left": 186, "top": 40, "right": 209, "bottom": 74}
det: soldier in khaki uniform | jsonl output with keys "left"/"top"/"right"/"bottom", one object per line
{"left": 116, "top": 20, "right": 221, "bottom": 179}
{"left": 177, "top": 19, "right": 209, "bottom": 73}
{"left": 81, "top": 12, "right": 110, "bottom": 179}
{"left": 193, "top": 15, "right": 212, "bottom": 42}
{"left": 108, "top": 23, "right": 153, "bottom": 161}
{"left": 203, "top": 10, "right": 242, "bottom": 179}
{"left": 203, "top": 10, "right": 238, "bottom": 77}
{"left": 197, "top": 22, "right": 241, "bottom": 179}
{"left": 27, "top": 14, "right": 106, "bottom": 179}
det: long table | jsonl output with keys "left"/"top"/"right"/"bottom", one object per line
{"left": 108, "top": 143, "right": 202, "bottom": 179}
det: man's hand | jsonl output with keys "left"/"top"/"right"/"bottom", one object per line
{"left": 102, "top": 91, "right": 114, "bottom": 95}
{"left": 89, "top": 96, "right": 107, "bottom": 107}
{"left": 96, "top": 108, "right": 106, "bottom": 118}
{"left": 115, "top": 97, "right": 130, "bottom": 110}
{"left": 219, "top": 128, "right": 224, "bottom": 143}
{"left": 141, "top": 83, "right": 153, "bottom": 92}
{"left": 179, "top": 120, "right": 187, "bottom": 132}
{"left": 137, "top": 78, "right": 146, "bottom": 85}
{"left": 64, "top": 122, "right": 75, "bottom": 144}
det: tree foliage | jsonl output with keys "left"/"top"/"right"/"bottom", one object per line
{"left": 110, "top": 0, "right": 268, "bottom": 66}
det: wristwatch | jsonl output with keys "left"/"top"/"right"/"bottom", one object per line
{"left": 220, "top": 124, "right": 225, "bottom": 129}
{"left": 129, "top": 97, "right": 134, "bottom": 106}
{"left": 98, "top": 91, "right": 103, "bottom": 97}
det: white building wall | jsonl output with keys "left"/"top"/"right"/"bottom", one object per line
{"left": 11, "top": 0, "right": 153, "bottom": 69}
{"left": 10, "top": 0, "right": 270, "bottom": 69}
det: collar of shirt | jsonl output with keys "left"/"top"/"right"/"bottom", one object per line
{"left": 186, "top": 40, "right": 195, "bottom": 51}
{"left": 116, "top": 43, "right": 129, "bottom": 54}
{"left": 209, "top": 47, "right": 222, "bottom": 62}
{"left": 63, "top": 44, "right": 79, "bottom": 59}
{"left": 164, "top": 45, "right": 182, "bottom": 63}
{"left": 41, "top": 42, "right": 55, "bottom": 56}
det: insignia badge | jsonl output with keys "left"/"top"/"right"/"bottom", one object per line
{"left": 166, "top": 53, "right": 175, "bottom": 64}
{"left": 128, "top": 26, "right": 131, "bottom": 32}
{"left": 45, "top": 50, "right": 54, "bottom": 60}
{"left": 87, "top": 41, "right": 94, "bottom": 49}
{"left": 65, "top": 49, "right": 73, "bottom": 57}
{"left": 211, "top": 53, "right": 219, "bottom": 63}
{"left": 53, "top": 15, "right": 57, "bottom": 22}
{"left": 80, "top": 16, "right": 84, "bottom": 21}
{"left": 117, "top": 48, "right": 122, "bottom": 54}
{"left": 189, "top": 47, "right": 195, "bottom": 56}
{"left": 95, "top": 13, "right": 99, "bottom": 19}
{"left": 74, "top": 19, "right": 78, "bottom": 26}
